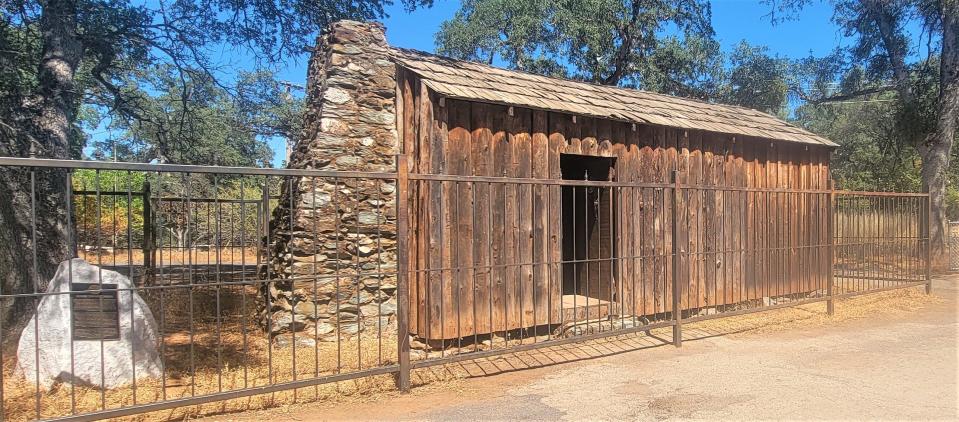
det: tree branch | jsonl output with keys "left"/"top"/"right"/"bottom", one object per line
{"left": 791, "top": 84, "right": 896, "bottom": 104}
{"left": 863, "top": 0, "right": 913, "bottom": 103}
{"left": 601, "top": 0, "right": 640, "bottom": 86}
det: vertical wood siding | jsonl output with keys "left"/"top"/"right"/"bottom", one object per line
{"left": 399, "top": 78, "right": 833, "bottom": 340}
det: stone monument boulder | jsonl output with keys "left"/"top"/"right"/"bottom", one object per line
{"left": 16, "top": 259, "right": 163, "bottom": 389}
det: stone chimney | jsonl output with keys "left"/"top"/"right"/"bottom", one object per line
{"left": 262, "top": 20, "right": 399, "bottom": 339}
{"left": 292, "top": 20, "right": 398, "bottom": 171}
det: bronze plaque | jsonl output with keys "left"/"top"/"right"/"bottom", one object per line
{"left": 71, "top": 283, "right": 120, "bottom": 341}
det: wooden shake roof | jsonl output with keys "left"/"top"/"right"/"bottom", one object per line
{"left": 390, "top": 48, "right": 837, "bottom": 147}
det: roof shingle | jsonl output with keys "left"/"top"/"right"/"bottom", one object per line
{"left": 390, "top": 48, "right": 837, "bottom": 147}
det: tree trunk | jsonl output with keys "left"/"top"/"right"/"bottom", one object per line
{"left": 920, "top": 0, "right": 959, "bottom": 270}
{"left": 920, "top": 137, "right": 954, "bottom": 270}
{"left": 0, "top": 0, "right": 81, "bottom": 340}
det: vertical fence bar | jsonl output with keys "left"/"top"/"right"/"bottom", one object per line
{"left": 925, "top": 191, "right": 933, "bottom": 294}
{"left": 142, "top": 181, "right": 153, "bottom": 279}
{"left": 261, "top": 181, "right": 271, "bottom": 250}
{"left": 671, "top": 170, "right": 683, "bottom": 347}
{"left": 827, "top": 180, "right": 835, "bottom": 315}
{"left": 0, "top": 157, "right": 946, "bottom": 421}
{"left": 395, "top": 154, "right": 412, "bottom": 392}
{"left": 261, "top": 178, "right": 273, "bottom": 383}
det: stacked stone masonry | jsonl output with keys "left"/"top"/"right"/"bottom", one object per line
{"left": 262, "top": 21, "right": 399, "bottom": 340}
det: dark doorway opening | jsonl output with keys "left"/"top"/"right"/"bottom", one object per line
{"left": 560, "top": 154, "right": 617, "bottom": 315}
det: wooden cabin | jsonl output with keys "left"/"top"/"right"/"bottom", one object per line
{"left": 390, "top": 50, "right": 838, "bottom": 341}
{"left": 277, "top": 21, "right": 838, "bottom": 342}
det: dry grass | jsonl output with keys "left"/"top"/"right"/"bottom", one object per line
{"left": 79, "top": 248, "right": 261, "bottom": 268}
{"left": 685, "top": 285, "right": 942, "bottom": 338}
{"left": 2, "top": 326, "right": 400, "bottom": 421}
{"left": 1, "top": 284, "right": 943, "bottom": 421}
{"left": 2, "top": 282, "right": 400, "bottom": 421}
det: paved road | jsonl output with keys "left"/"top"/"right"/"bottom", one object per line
{"left": 216, "top": 277, "right": 958, "bottom": 421}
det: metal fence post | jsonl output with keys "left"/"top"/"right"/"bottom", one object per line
{"left": 671, "top": 170, "right": 683, "bottom": 347}
{"left": 826, "top": 179, "right": 835, "bottom": 316}
{"left": 142, "top": 181, "right": 154, "bottom": 276}
{"left": 67, "top": 171, "right": 77, "bottom": 257}
{"left": 261, "top": 182, "right": 271, "bottom": 246}
{"left": 395, "top": 154, "right": 412, "bottom": 392}
{"left": 925, "top": 191, "right": 933, "bottom": 294}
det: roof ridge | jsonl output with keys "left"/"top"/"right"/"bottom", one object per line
{"left": 391, "top": 47, "right": 775, "bottom": 115}
{"left": 387, "top": 47, "right": 836, "bottom": 147}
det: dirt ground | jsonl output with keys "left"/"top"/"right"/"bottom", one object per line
{"left": 195, "top": 275, "right": 958, "bottom": 421}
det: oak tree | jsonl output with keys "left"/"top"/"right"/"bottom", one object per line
{"left": 782, "top": 0, "right": 958, "bottom": 267}
{"left": 0, "top": 0, "right": 428, "bottom": 330}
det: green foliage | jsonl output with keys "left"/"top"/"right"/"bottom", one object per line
{"left": 1, "top": 0, "right": 428, "bottom": 164}
{"left": 436, "top": 0, "right": 791, "bottom": 112}
{"left": 780, "top": 0, "right": 958, "bottom": 219}
{"left": 436, "top": 0, "right": 717, "bottom": 89}
{"left": 70, "top": 169, "right": 268, "bottom": 248}
{"left": 85, "top": 66, "right": 277, "bottom": 167}
{"left": 795, "top": 93, "right": 922, "bottom": 191}
{"left": 0, "top": 21, "right": 41, "bottom": 101}
{"left": 639, "top": 35, "right": 724, "bottom": 100}
{"left": 724, "top": 42, "right": 790, "bottom": 116}
{"left": 797, "top": 99, "right": 959, "bottom": 219}
{"left": 236, "top": 71, "right": 305, "bottom": 144}
{"left": 793, "top": 57, "right": 959, "bottom": 219}
{"left": 440, "top": 0, "right": 957, "bottom": 220}
{"left": 436, "top": 0, "right": 554, "bottom": 70}
{"left": 71, "top": 170, "right": 147, "bottom": 247}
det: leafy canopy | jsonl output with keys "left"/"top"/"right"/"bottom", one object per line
{"left": 85, "top": 66, "right": 290, "bottom": 167}
{"left": 775, "top": 0, "right": 959, "bottom": 219}
{"left": 1, "top": 0, "right": 431, "bottom": 164}
{"left": 436, "top": 0, "right": 715, "bottom": 88}
{"left": 436, "top": 0, "right": 792, "bottom": 114}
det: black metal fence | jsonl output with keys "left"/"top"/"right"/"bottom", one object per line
{"left": 0, "top": 156, "right": 932, "bottom": 421}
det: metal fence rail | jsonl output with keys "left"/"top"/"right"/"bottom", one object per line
{"left": 0, "top": 157, "right": 401, "bottom": 422}
{"left": 0, "top": 156, "right": 932, "bottom": 421}
{"left": 73, "top": 189, "right": 270, "bottom": 276}
{"left": 834, "top": 192, "right": 930, "bottom": 290}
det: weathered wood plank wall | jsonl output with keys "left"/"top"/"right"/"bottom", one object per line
{"left": 399, "top": 74, "right": 833, "bottom": 341}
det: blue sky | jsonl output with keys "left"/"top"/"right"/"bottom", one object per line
{"left": 260, "top": 0, "right": 872, "bottom": 166}
{"left": 270, "top": 0, "right": 867, "bottom": 86}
